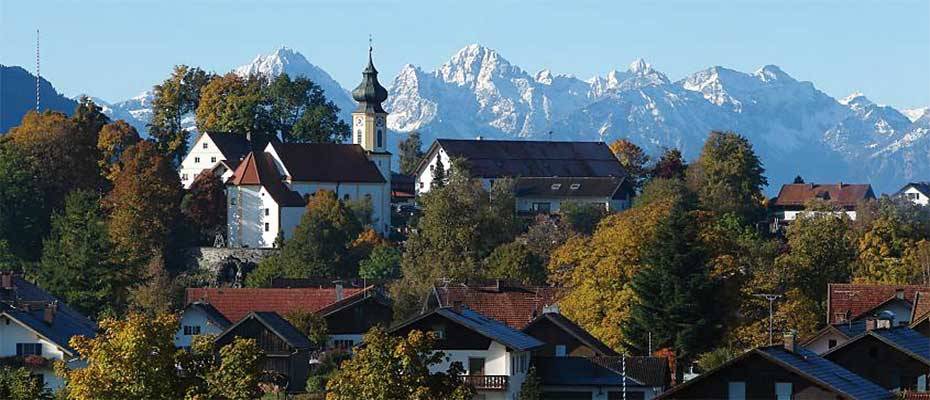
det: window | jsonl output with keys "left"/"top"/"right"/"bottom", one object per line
{"left": 532, "top": 202, "right": 551, "bottom": 213}
{"left": 468, "top": 358, "right": 486, "bottom": 375}
{"left": 356, "top": 130, "right": 362, "bottom": 144}
{"left": 230, "top": 197, "right": 237, "bottom": 206}
{"left": 265, "top": 208, "right": 270, "bottom": 216}
{"left": 377, "top": 129, "right": 383, "bottom": 148}
{"left": 775, "top": 383, "right": 792, "bottom": 400}
{"left": 727, "top": 382, "right": 746, "bottom": 400}
{"left": 264, "top": 223, "right": 270, "bottom": 232}
{"left": 569, "top": 183, "right": 581, "bottom": 190}
{"left": 333, "top": 339, "right": 355, "bottom": 351}
{"left": 210, "top": 157, "right": 216, "bottom": 163}
{"left": 344, "top": 194, "right": 350, "bottom": 201}
{"left": 194, "top": 157, "right": 200, "bottom": 163}
{"left": 828, "top": 339, "right": 837, "bottom": 349}
{"left": 432, "top": 326, "right": 445, "bottom": 340}
{"left": 510, "top": 352, "right": 529, "bottom": 374}
{"left": 182, "top": 174, "right": 188, "bottom": 181}
{"left": 16, "top": 343, "right": 41, "bottom": 356}
{"left": 550, "top": 183, "right": 561, "bottom": 190}
{"left": 555, "top": 345, "right": 566, "bottom": 357}
{"left": 203, "top": 142, "right": 208, "bottom": 149}
{"left": 183, "top": 325, "right": 201, "bottom": 336}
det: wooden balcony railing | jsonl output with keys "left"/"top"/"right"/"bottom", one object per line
{"left": 460, "top": 375, "right": 508, "bottom": 391}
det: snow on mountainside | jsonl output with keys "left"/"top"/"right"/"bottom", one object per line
{"left": 904, "top": 107, "right": 930, "bottom": 122}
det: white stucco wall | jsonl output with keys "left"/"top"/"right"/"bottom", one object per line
{"left": 289, "top": 182, "right": 389, "bottom": 235}
{"left": 902, "top": 187, "right": 930, "bottom": 206}
{"left": 415, "top": 148, "right": 451, "bottom": 195}
{"left": 780, "top": 210, "right": 857, "bottom": 222}
{"left": 0, "top": 315, "right": 70, "bottom": 390}
{"left": 227, "top": 185, "right": 280, "bottom": 248}
{"left": 516, "top": 197, "right": 630, "bottom": 214}
{"left": 804, "top": 331, "right": 850, "bottom": 355}
{"left": 429, "top": 342, "right": 528, "bottom": 400}
{"left": 174, "top": 308, "right": 229, "bottom": 348}
{"left": 179, "top": 134, "right": 229, "bottom": 189}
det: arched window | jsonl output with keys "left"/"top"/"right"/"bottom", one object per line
{"left": 377, "top": 129, "right": 383, "bottom": 148}
{"left": 356, "top": 129, "right": 362, "bottom": 144}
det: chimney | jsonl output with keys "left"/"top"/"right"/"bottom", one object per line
{"left": 0, "top": 272, "right": 12, "bottom": 290}
{"left": 896, "top": 289, "right": 905, "bottom": 300}
{"left": 43, "top": 301, "right": 57, "bottom": 325}
{"left": 334, "top": 281, "right": 344, "bottom": 301}
{"left": 783, "top": 330, "right": 798, "bottom": 353}
{"left": 866, "top": 317, "right": 892, "bottom": 331}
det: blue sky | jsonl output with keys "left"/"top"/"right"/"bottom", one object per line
{"left": 2, "top": 0, "right": 928, "bottom": 109}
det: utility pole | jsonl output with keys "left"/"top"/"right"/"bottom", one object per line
{"left": 622, "top": 352, "right": 626, "bottom": 400}
{"left": 754, "top": 293, "right": 782, "bottom": 346}
{"left": 36, "top": 29, "right": 40, "bottom": 112}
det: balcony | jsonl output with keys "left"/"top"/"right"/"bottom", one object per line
{"left": 460, "top": 375, "right": 508, "bottom": 391}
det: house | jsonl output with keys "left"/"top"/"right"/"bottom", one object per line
{"left": 184, "top": 285, "right": 390, "bottom": 350}
{"left": 827, "top": 283, "right": 925, "bottom": 326}
{"left": 214, "top": 311, "right": 312, "bottom": 392}
{"left": 655, "top": 332, "right": 891, "bottom": 400}
{"left": 521, "top": 311, "right": 618, "bottom": 358}
{"left": 389, "top": 307, "right": 544, "bottom": 400}
{"left": 0, "top": 272, "right": 97, "bottom": 390}
{"left": 178, "top": 132, "right": 252, "bottom": 189}
{"left": 174, "top": 301, "right": 231, "bottom": 348}
{"left": 391, "top": 172, "right": 416, "bottom": 207}
{"left": 910, "top": 292, "right": 930, "bottom": 336}
{"left": 413, "top": 139, "right": 633, "bottom": 214}
{"left": 423, "top": 281, "right": 562, "bottom": 329}
{"left": 220, "top": 49, "right": 392, "bottom": 247}
{"left": 897, "top": 182, "right": 930, "bottom": 206}
{"left": 802, "top": 320, "right": 866, "bottom": 354}
{"left": 822, "top": 322, "right": 930, "bottom": 392}
{"left": 770, "top": 182, "right": 876, "bottom": 229}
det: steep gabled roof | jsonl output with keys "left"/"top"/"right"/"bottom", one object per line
{"left": 270, "top": 142, "right": 385, "bottom": 183}
{"left": 534, "top": 356, "right": 642, "bottom": 387}
{"left": 185, "top": 287, "right": 367, "bottom": 323}
{"left": 824, "top": 326, "right": 930, "bottom": 366}
{"left": 424, "top": 139, "right": 626, "bottom": 179}
{"left": 228, "top": 151, "right": 305, "bottom": 207}
{"left": 801, "top": 321, "right": 866, "bottom": 347}
{"left": 773, "top": 183, "right": 875, "bottom": 208}
{"left": 591, "top": 356, "right": 670, "bottom": 387}
{"left": 204, "top": 132, "right": 252, "bottom": 161}
{"left": 514, "top": 176, "right": 629, "bottom": 198}
{"left": 427, "top": 283, "right": 561, "bottom": 329}
{"left": 0, "top": 275, "right": 98, "bottom": 356}
{"left": 390, "top": 307, "right": 544, "bottom": 352}
{"left": 185, "top": 301, "right": 232, "bottom": 330}
{"left": 656, "top": 346, "right": 891, "bottom": 400}
{"left": 315, "top": 287, "right": 392, "bottom": 318}
{"left": 898, "top": 182, "right": 930, "bottom": 197}
{"left": 217, "top": 311, "right": 311, "bottom": 349}
{"left": 827, "top": 283, "right": 925, "bottom": 324}
{"left": 910, "top": 291, "right": 930, "bottom": 327}
{"left": 522, "top": 312, "right": 618, "bottom": 356}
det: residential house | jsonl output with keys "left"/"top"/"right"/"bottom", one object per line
{"left": 522, "top": 311, "right": 618, "bottom": 358}
{"left": 897, "top": 182, "right": 930, "bottom": 206}
{"left": 174, "top": 301, "right": 231, "bottom": 348}
{"left": 910, "top": 292, "right": 930, "bottom": 336}
{"left": 802, "top": 320, "right": 867, "bottom": 355}
{"left": 413, "top": 139, "right": 633, "bottom": 214}
{"left": 178, "top": 132, "right": 252, "bottom": 189}
{"left": 0, "top": 272, "right": 97, "bottom": 390}
{"left": 770, "top": 182, "right": 876, "bottom": 230}
{"left": 827, "top": 283, "right": 925, "bottom": 326}
{"left": 655, "top": 332, "right": 891, "bottom": 400}
{"left": 214, "top": 311, "right": 312, "bottom": 392}
{"left": 423, "top": 281, "right": 562, "bottom": 329}
{"left": 822, "top": 323, "right": 930, "bottom": 393}
{"left": 389, "top": 307, "right": 544, "bottom": 400}
{"left": 311, "top": 287, "right": 393, "bottom": 351}
{"left": 391, "top": 172, "right": 416, "bottom": 207}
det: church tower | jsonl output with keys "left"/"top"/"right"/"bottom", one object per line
{"left": 352, "top": 45, "right": 392, "bottom": 231}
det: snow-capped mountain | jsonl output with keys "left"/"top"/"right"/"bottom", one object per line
{"left": 904, "top": 107, "right": 930, "bottom": 122}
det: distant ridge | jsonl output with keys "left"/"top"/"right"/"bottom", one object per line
{"left": 1, "top": 65, "right": 77, "bottom": 133}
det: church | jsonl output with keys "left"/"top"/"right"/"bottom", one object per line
{"left": 218, "top": 48, "right": 393, "bottom": 248}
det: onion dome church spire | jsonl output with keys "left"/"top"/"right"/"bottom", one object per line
{"left": 352, "top": 44, "right": 388, "bottom": 113}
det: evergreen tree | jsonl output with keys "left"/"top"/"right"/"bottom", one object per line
{"left": 623, "top": 203, "right": 719, "bottom": 379}
{"left": 0, "top": 144, "right": 46, "bottom": 263}
{"left": 431, "top": 157, "right": 447, "bottom": 188}
{"left": 687, "top": 132, "right": 767, "bottom": 222}
{"left": 398, "top": 131, "right": 425, "bottom": 176}
{"left": 651, "top": 148, "right": 687, "bottom": 180}
{"left": 38, "top": 190, "right": 121, "bottom": 317}
{"left": 267, "top": 74, "right": 349, "bottom": 143}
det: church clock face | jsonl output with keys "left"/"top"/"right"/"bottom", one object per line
{"left": 376, "top": 117, "right": 385, "bottom": 128}
{"left": 355, "top": 117, "right": 364, "bottom": 127}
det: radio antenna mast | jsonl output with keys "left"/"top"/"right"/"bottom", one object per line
{"left": 36, "top": 28, "right": 40, "bottom": 112}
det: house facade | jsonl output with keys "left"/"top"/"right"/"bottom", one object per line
{"left": 413, "top": 139, "right": 632, "bottom": 214}
{"left": 770, "top": 183, "right": 876, "bottom": 230}
{"left": 897, "top": 182, "right": 930, "bottom": 206}
{"left": 822, "top": 324, "right": 930, "bottom": 393}
{"left": 173, "top": 301, "right": 231, "bottom": 349}
{"left": 178, "top": 132, "right": 252, "bottom": 189}
{"left": 390, "top": 307, "right": 544, "bottom": 400}
{"left": 0, "top": 272, "right": 97, "bottom": 391}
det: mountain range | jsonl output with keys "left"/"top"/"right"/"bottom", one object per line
{"left": 0, "top": 65, "right": 78, "bottom": 133}
{"left": 3, "top": 46, "right": 927, "bottom": 194}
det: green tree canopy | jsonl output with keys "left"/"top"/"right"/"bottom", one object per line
{"left": 651, "top": 147, "right": 687, "bottom": 180}
{"left": 0, "top": 143, "right": 46, "bottom": 263}
{"left": 609, "top": 138, "right": 650, "bottom": 192}
{"left": 398, "top": 131, "right": 425, "bottom": 176}
{"left": 150, "top": 65, "right": 214, "bottom": 164}
{"left": 687, "top": 131, "right": 768, "bottom": 223}
{"left": 360, "top": 245, "right": 403, "bottom": 281}
{"left": 267, "top": 74, "right": 349, "bottom": 143}
{"left": 483, "top": 241, "right": 546, "bottom": 285}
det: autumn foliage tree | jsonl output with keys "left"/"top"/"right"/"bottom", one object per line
{"left": 181, "top": 170, "right": 227, "bottom": 243}
{"left": 609, "top": 138, "right": 649, "bottom": 191}
{"left": 97, "top": 120, "right": 141, "bottom": 182}
{"left": 150, "top": 65, "right": 213, "bottom": 164}
{"left": 687, "top": 131, "right": 767, "bottom": 223}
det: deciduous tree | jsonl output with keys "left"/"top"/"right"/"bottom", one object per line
{"left": 398, "top": 131, "right": 425, "bottom": 176}
{"left": 484, "top": 241, "right": 545, "bottom": 285}
{"left": 267, "top": 74, "right": 349, "bottom": 143}
{"left": 609, "top": 138, "right": 649, "bottom": 191}
{"left": 651, "top": 148, "right": 687, "bottom": 180}
{"left": 687, "top": 132, "right": 767, "bottom": 223}
{"left": 195, "top": 73, "right": 271, "bottom": 140}
{"left": 150, "top": 65, "right": 213, "bottom": 164}
{"left": 0, "top": 144, "right": 46, "bottom": 262}
{"left": 181, "top": 170, "right": 227, "bottom": 243}
{"left": 97, "top": 120, "right": 141, "bottom": 182}
{"left": 359, "top": 245, "right": 402, "bottom": 281}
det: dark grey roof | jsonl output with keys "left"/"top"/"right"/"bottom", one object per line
{"left": 270, "top": 142, "right": 386, "bottom": 183}
{"left": 522, "top": 312, "right": 618, "bottom": 356}
{"left": 187, "top": 301, "right": 232, "bottom": 330}
{"left": 218, "top": 311, "right": 312, "bottom": 349}
{"left": 835, "top": 320, "right": 867, "bottom": 338}
{"left": 758, "top": 346, "right": 891, "bottom": 400}
{"left": 870, "top": 327, "right": 930, "bottom": 364}
{"left": 351, "top": 50, "right": 388, "bottom": 113}
{"left": 205, "top": 132, "right": 252, "bottom": 162}
{"left": 899, "top": 182, "right": 930, "bottom": 196}
{"left": 591, "top": 356, "right": 670, "bottom": 387}
{"left": 514, "top": 176, "right": 628, "bottom": 198}
{"left": 0, "top": 276, "right": 97, "bottom": 355}
{"left": 392, "top": 307, "right": 544, "bottom": 352}
{"left": 534, "top": 356, "right": 642, "bottom": 387}
{"left": 432, "top": 139, "right": 626, "bottom": 179}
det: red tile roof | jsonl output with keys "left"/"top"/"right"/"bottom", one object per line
{"left": 228, "top": 152, "right": 305, "bottom": 207}
{"left": 827, "top": 283, "right": 926, "bottom": 324}
{"left": 911, "top": 292, "right": 930, "bottom": 325}
{"left": 185, "top": 287, "right": 367, "bottom": 323}
{"left": 430, "top": 284, "right": 562, "bottom": 329}
{"left": 773, "top": 183, "right": 875, "bottom": 208}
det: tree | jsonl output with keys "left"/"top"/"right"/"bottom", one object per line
{"left": 325, "top": 327, "right": 475, "bottom": 400}
{"left": 484, "top": 241, "right": 545, "bottom": 285}
{"left": 0, "top": 143, "right": 46, "bottom": 262}
{"left": 202, "top": 338, "right": 264, "bottom": 400}
{"left": 38, "top": 190, "right": 121, "bottom": 318}
{"left": 0, "top": 367, "right": 51, "bottom": 400}
{"left": 181, "top": 170, "right": 227, "bottom": 243}
{"left": 59, "top": 313, "right": 184, "bottom": 400}
{"left": 105, "top": 141, "right": 183, "bottom": 268}
{"left": 398, "top": 131, "right": 425, "bottom": 176}
{"left": 195, "top": 73, "right": 272, "bottom": 140}
{"left": 150, "top": 65, "right": 213, "bottom": 164}
{"left": 695, "top": 347, "right": 740, "bottom": 372}
{"left": 431, "top": 157, "right": 447, "bottom": 188}
{"left": 520, "top": 217, "right": 571, "bottom": 268}
{"left": 559, "top": 201, "right": 608, "bottom": 235}
{"left": 128, "top": 255, "right": 180, "bottom": 316}
{"left": 285, "top": 310, "right": 329, "bottom": 348}
{"left": 635, "top": 178, "right": 695, "bottom": 209}
{"left": 97, "top": 120, "right": 141, "bottom": 182}
{"left": 651, "top": 148, "right": 687, "bottom": 180}
{"left": 623, "top": 204, "right": 720, "bottom": 378}
{"left": 360, "top": 245, "right": 403, "bottom": 281}
{"left": 267, "top": 74, "right": 349, "bottom": 143}
{"left": 855, "top": 198, "right": 929, "bottom": 283}
{"left": 517, "top": 367, "right": 542, "bottom": 400}
{"left": 907, "top": 240, "right": 930, "bottom": 285}
{"left": 609, "top": 139, "right": 650, "bottom": 192}
{"left": 73, "top": 96, "right": 111, "bottom": 141}
{"left": 687, "top": 132, "right": 767, "bottom": 223}
{"left": 793, "top": 175, "right": 805, "bottom": 184}
{"left": 247, "top": 190, "right": 362, "bottom": 286}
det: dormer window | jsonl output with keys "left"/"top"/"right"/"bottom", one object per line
{"left": 550, "top": 184, "right": 561, "bottom": 190}
{"left": 569, "top": 183, "right": 581, "bottom": 190}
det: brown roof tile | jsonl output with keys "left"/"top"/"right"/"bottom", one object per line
{"left": 773, "top": 183, "right": 875, "bottom": 208}
{"left": 185, "top": 287, "right": 367, "bottom": 323}
{"left": 228, "top": 152, "right": 305, "bottom": 207}
{"left": 827, "top": 283, "right": 926, "bottom": 324}
{"left": 271, "top": 142, "right": 385, "bottom": 183}
{"left": 911, "top": 292, "right": 930, "bottom": 325}
{"left": 430, "top": 284, "right": 562, "bottom": 329}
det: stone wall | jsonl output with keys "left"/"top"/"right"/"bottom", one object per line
{"left": 180, "top": 247, "right": 277, "bottom": 286}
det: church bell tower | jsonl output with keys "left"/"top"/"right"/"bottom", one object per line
{"left": 351, "top": 44, "right": 392, "bottom": 231}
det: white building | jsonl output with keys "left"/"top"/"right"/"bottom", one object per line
{"left": 414, "top": 139, "right": 633, "bottom": 214}
{"left": 897, "top": 182, "right": 930, "bottom": 206}
{"left": 770, "top": 183, "right": 876, "bottom": 231}
{"left": 0, "top": 272, "right": 97, "bottom": 391}
{"left": 225, "top": 49, "right": 393, "bottom": 248}
{"left": 179, "top": 132, "right": 252, "bottom": 189}
{"left": 173, "top": 301, "right": 231, "bottom": 349}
